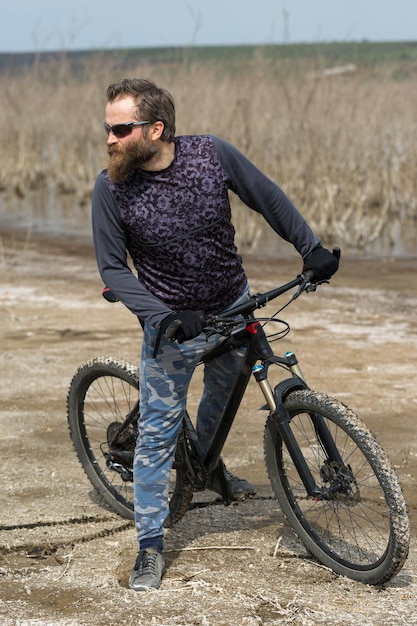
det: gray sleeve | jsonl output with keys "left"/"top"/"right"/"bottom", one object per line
{"left": 91, "top": 173, "right": 173, "bottom": 327}
{"left": 211, "top": 135, "right": 321, "bottom": 258}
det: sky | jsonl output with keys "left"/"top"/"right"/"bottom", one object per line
{"left": 1, "top": 0, "right": 416, "bottom": 53}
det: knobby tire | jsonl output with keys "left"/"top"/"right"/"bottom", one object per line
{"left": 264, "top": 389, "right": 410, "bottom": 584}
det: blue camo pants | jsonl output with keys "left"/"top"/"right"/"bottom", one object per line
{"left": 134, "top": 288, "right": 250, "bottom": 547}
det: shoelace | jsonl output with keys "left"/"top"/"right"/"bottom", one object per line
{"left": 136, "top": 551, "right": 157, "bottom": 575}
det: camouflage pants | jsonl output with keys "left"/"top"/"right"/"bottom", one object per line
{"left": 134, "top": 287, "right": 250, "bottom": 547}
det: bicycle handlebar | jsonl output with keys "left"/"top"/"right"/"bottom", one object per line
{"left": 164, "top": 269, "right": 316, "bottom": 342}
{"left": 206, "top": 269, "right": 315, "bottom": 323}
{"left": 164, "top": 246, "right": 340, "bottom": 341}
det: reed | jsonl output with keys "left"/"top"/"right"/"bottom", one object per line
{"left": 0, "top": 50, "right": 416, "bottom": 252}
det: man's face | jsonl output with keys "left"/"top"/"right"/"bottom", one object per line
{"left": 104, "top": 95, "right": 156, "bottom": 183}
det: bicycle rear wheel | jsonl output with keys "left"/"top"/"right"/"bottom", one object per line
{"left": 264, "top": 389, "right": 410, "bottom": 584}
{"left": 67, "top": 356, "right": 193, "bottom": 524}
{"left": 67, "top": 357, "right": 139, "bottom": 519}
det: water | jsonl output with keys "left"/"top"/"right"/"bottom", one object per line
{"left": 0, "top": 191, "right": 92, "bottom": 242}
{"left": 0, "top": 191, "right": 416, "bottom": 257}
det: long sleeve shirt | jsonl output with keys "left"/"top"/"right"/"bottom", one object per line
{"left": 92, "top": 134, "right": 320, "bottom": 327}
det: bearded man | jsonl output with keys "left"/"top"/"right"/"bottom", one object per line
{"left": 91, "top": 78, "right": 339, "bottom": 592}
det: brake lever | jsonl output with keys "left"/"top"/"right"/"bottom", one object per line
{"left": 204, "top": 327, "right": 219, "bottom": 339}
{"left": 203, "top": 316, "right": 240, "bottom": 338}
{"left": 292, "top": 273, "right": 313, "bottom": 301}
{"left": 305, "top": 278, "right": 330, "bottom": 293}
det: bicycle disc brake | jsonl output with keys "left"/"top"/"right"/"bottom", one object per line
{"left": 320, "top": 460, "right": 361, "bottom": 505}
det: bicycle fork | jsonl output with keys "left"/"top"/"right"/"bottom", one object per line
{"left": 253, "top": 352, "right": 344, "bottom": 501}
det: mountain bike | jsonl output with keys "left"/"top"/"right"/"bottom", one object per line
{"left": 67, "top": 262, "right": 410, "bottom": 585}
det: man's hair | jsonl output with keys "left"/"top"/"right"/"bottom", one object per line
{"left": 106, "top": 78, "right": 176, "bottom": 142}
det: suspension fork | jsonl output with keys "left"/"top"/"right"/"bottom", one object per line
{"left": 284, "top": 351, "right": 344, "bottom": 467}
{"left": 254, "top": 352, "right": 343, "bottom": 499}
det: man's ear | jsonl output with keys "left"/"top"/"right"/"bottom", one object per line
{"left": 150, "top": 121, "right": 164, "bottom": 140}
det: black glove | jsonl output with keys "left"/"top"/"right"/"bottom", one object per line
{"left": 160, "top": 310, "right": 205, "bottom": 343}
{"left": 303, "top": 246, "right": 340, "bottom": 282}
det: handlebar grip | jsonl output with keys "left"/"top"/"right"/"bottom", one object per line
{"left": 164, "top": 319, "right": 183, "bottom": 341}
{"left": 164, "top": 312, "right": 208, "bottom": 342}
{"left": 303, "top": 269, "right": 316, "bottom": 282}
{"left": 102, "top": 286, "right": 119, "bottom": 303}
{"left": 332, "top": 247, "right": 341, "bottom": 261}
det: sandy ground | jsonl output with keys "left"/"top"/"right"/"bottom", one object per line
{"left": 1, "top": 230, "right": 417, "bottom": 625}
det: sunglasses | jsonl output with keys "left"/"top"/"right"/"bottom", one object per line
{"left": 103, "top": 120, "right": 151, "bottom": 139}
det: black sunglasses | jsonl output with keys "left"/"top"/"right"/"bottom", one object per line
{"left": 103, "top": 120, "right": 151, "bottom": 139}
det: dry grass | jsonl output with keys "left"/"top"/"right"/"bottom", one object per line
{"left": 1, "top": 52, "right": 416, "bottom": 250}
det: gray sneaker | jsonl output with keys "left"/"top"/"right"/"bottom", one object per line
{"left": 129, "top": 549, "right": 166, "bottom": 591}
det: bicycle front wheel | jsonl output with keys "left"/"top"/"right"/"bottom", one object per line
{"left": 264, "top": 389, "right": 410, "bottom": 584}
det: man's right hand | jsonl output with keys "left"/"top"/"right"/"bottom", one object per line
{"left": 160, "top": 310, "right": 205, "bottom": 343}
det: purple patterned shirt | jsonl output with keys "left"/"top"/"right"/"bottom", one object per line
{"left": 92, "top": 135, "right": 320, "bottom": 326}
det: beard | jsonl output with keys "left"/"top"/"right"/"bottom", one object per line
{"left": 107, "top": 138, "right": 157, "bottom": 184}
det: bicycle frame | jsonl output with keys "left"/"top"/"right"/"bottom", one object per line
{"left": 182, "top": 313, "right": 345, "bottom": 504}
{"left": 200, "top": 318, "right": 274, "bottom": 473}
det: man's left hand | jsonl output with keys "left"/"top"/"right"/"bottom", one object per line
{"left": 302, "top": 246, "right": 340, "bottom": 282}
